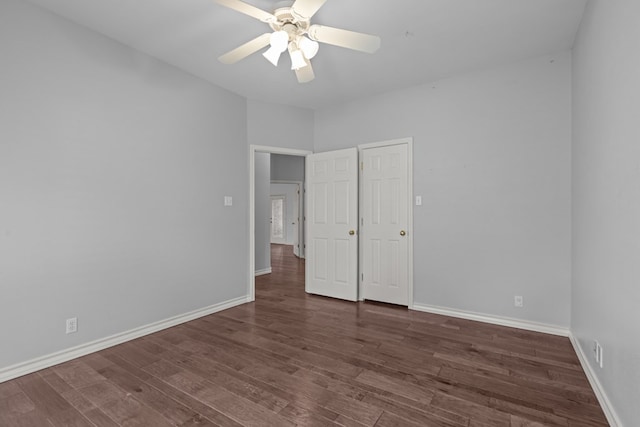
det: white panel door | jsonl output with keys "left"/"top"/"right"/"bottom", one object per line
{"left": 270, "top": 195, "right": 286, "bottom": 244}
{"left": 306, "top": 148, "right": 358, "bottom": 301}
{"left": 361, "top": 144, "right": 409, "bottom": 305}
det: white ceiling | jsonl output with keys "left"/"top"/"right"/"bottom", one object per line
{"left": 27, "top": 0, "right": 587, "bottom": 109}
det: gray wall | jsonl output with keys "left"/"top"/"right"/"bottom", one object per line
{"left": 572, "top": 0, "right": 640, "bottom": 424}
{"left": 254, "top": 153, "right": 271, "bottom": 272}
{"left": 0, "top": 0, "right": 248, "bottom": 368}
{"left": 247, "top": 100, "right": 314, "bottom": 151}
{"left": 271, "top": 154, "right": 305, "bottom": 182}
{"left": 314, "top": 52, "right": 572, "bottom": 328}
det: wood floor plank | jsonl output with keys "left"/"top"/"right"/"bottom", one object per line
{"left": 0, "top": 391, "right": 37, "bottom": 425}
{"left": 98, "top": 363, "right": 219, "bottom": 426}
{"left": 0, "top": 244, "right": 609, "bottom": 426}
{"left": 4, "top": 409, "right": 54, "bottom": 427}
{"left": 157, "top": 348, "right": 292, "bottom": 414}
{"left": 15, "top": 375, "right": 77, "bottom": 419}
{"left": 51, "top": 360, "right": 106, "bottom": 389}
{"left": 0, "top": 380, "right": 23, "bottom": 401}
{"left": 82, "top": 408, "right": 121, "bottom": 427}
{"left": 99, "top": 351, "right": 243, "bottom": 427}
{"left": 373, "top": 411, "right": 422, "bottom": 427}
{"left": 237, "top": 362, "right": 382, "bottom": 425}
{"left": 40, "top": 366, "right": 119, "bottom": 426}
{"left": 431, "top": 391, "right": 512, "bottom": 426}
{"left": 361, "top": 392, "right": 468, "bottom": 427}
{"left": 144, "top": 358, "right": 295, "bottom": 426}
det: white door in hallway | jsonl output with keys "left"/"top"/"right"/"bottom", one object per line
{"left": 270, "top": 195, "right": 286, "bottom": 244}
{"left": 361, "top": 143, "right": 409, "bottom": 305}
{"left": 306, "top": 148, "right": 358, "bottom": 301}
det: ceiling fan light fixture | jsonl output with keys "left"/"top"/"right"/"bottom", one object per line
{"left": 214, "top": 0, "right": 381, "bottom": 82}
{"left": 262, "top": 30, "right": 289, "bottom": 66}
{"left": 269, "top": 30, "right": 289, "bottom": 51}
{"left": 298, "top": 36, "right": 319, "bottom": 59}
{"left": 263, "top": 46, "right": 282, "bottom": 66}
{"left": 289, "top": 48, "right": 307, "bottom": 70}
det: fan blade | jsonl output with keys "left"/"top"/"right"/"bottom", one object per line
{"left": 218, "top": 33, "right": 271, "bottom": 64}
{"left": 291, "top": 0, "right": 326, "bottom": 20}
{"left": 308, "top": 25, "right": 381, "bottom": 53}
{"left": 213, "top": 0, "right": 275, "bottom": 23}
{"left": 295, "top": 59, "right": 315, "bottom": 83}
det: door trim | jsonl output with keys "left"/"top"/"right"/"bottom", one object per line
{"left": 249, "top": 145, "right": 312, "bottom": 302}
{"left": 357, "top": 137, "right": 414, "bottom": 309}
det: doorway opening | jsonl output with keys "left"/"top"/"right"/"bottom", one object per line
{"left": 249, "top": 145, "right": 311, "bottom": 302}
{"left": 271, "top": 181, "right": 304, "bottom": 257}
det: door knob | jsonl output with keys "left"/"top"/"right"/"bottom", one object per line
{"left": 349, "top": 230, "right": 356, "bottom": 235}
{"left": 400, "top": 230, "right": 406, "bottom": 236}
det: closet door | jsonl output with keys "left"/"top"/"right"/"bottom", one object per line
{"left": 361, "top": 143, "right": 409, "bottom": 306}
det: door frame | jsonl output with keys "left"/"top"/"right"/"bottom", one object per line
{"left": 249, "top": 145, "right": 312, "bottom": 302}
{"left": 357, "top": 137, "right": 414, "bottom": 309}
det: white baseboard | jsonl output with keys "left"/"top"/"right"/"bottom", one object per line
{"left": 255, "top": 268, "right": 272, "bottom": 276}
{"left": 0, "top": 295, "right": 250, "bottom": 383}
{"left": 569, "top": 333, "right": 622, "bottom": 427}
{"left": 411, "top": 303, "right": 570, "bottom": 337}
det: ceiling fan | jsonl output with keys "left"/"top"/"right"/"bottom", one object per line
{"left": 214, "top": 0, "right": 381, "bottom": 83}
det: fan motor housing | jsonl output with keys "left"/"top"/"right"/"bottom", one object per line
{"left": 269, "top": 5, "right": 310, "bottom": 37}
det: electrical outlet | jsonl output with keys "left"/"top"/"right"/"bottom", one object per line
{"left": 514, "top": 295, "right": 523, "bottom": 307}
{"left": 593, "top": 340, "right": 603, "bottom": 368}
{"left": 66, "top": 317, "right": 77, "bottom": 334}
{"left": 598, "top": 343, "right": 604, "bottom": 368}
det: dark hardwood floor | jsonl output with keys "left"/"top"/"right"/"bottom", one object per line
{"left": 0, "top": 244, "right": 608, "bottom": 426}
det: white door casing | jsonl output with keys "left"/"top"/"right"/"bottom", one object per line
{"left": 306, "top": 148, "right": 358, "bottom": 301}
{"left": 361, "top": 143, "right": 410, "bottom": 306}
{"left": 292, "top": 185, "right": 300, "bottom": 256}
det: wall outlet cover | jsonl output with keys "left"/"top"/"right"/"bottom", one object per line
{"left": 66, "top": 317, "right": 78, "bottom": 334}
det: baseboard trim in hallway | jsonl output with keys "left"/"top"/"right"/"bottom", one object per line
{"left": 254, "top": 267, "right": 272, "bottom": 276}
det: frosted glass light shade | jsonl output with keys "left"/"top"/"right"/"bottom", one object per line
{"left": 299, "top": 36, "right": 319, "bottom": 59}
{"left": 290, "top": 49, "right": 307, "bottom": 70}
{"left": 270, "top": 31, "right": 289, "bottom": 51}
{"left": 263, "top": 30, "right": 289, "bottom": 67}
{"left": 263, "top": 46, "right": 282, "bottom": 66}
